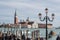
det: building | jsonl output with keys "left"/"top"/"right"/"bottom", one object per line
{"left": 13, "top": 10, "right": 34, "bottom": 28}
{"left": 19, "top": 17, "right": 34, "bottom": 28}
{"left": 0, "top": 10, "right": 53, "bottom": 29}
{"left": 32, "top": 22, "right": 38, "bottom": 28}
{"left": 38, "top": 23, "right": 52, "bottom": 28}
{"left": 14, "top": 10, "right": 18, "bottom": 24}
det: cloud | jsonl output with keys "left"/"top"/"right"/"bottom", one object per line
{"left": 0, "top": 1, "right": 45, "bottom": 9}
{"left": 48, "top": 0, "right": 60, "bottom": 3}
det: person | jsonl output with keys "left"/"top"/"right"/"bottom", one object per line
{"left": 56, "top": 32, "right": 60, "bottom": 40}
{"left": 22, "top": 34, "right": 25, "bottom": 40}
{"left": 11, "top": 34, "right": 16, "bottom": 40}
{"left": 48, "top": 30, "right": 53, "bottom": 38}
{"left": 26, "top": 37, "right": 31, "bottom": 40}
{"left": 56, "top": 35, "right": 60, "bottom": 40}
{"left": 0, "top": 32, "right": 2, "bottom": 40}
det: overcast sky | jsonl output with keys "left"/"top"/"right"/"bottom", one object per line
{"left": 0, "top": 0, "right": 60, "bottom": 27}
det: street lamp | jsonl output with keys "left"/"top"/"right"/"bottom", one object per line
{"left": 38, "top": 8, "right": 55, "bottom": 40}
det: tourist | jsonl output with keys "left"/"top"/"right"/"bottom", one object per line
{"left": 22, "top": 34, "right": 25, "bottom": 40}
{"left": 56, "top": 35, "right": 60, "bottom": 40}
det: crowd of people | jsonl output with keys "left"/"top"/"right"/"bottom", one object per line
{"left": 0, "top": 31, "right": 40, "bottom": 40}
{"left": 0, "top": 32, "right": 20, "bottom": 40}
{"left": 0, "top": 31, "right": 45, "bottom": 40}
{"left": 0, "top": 30, "right": 60, "bottom": 40}
{"left": 0, "top": 33, "right": 31, "bottom": 40}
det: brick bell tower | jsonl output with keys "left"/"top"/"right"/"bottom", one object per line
{"left": 14, "top": 10, "right": 18, "bottom": 24}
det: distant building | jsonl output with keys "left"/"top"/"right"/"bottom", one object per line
{"left": 38, "top": 23, "right": 52, "bottom": 28}
{"left": 19, "top": 17, "right": 34, "bottom": 28}
{"left": 0, "top": 10, "right": 53, "bottom": 29}
{"left": 19, "top": 21, "right": 27, "bottom": 28}
{"left": 14, "top": 10, "right": 18, "bottom": 24}
{"left": 32, "top": 22, "right": 38, "bottom": 28}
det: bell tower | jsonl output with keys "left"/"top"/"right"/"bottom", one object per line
{"left": 14, "top": 10, "right": 18, "bottom": 24}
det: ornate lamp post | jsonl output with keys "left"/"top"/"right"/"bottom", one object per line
{"left": 38, "top": 8, "right": 55, "bottom": 40}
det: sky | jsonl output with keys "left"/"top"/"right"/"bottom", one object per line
{"left": 0, "top": 0, "right": 60, "bottom": 27}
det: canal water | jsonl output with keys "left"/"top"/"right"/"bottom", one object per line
{"left": 0, "top": 27, "right": 60, "bottom": 40}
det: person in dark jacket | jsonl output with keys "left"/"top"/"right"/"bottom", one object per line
{"left": 56, "top": 35, "right": 60, "bottom": 40}
{"left": 48, "top": 30, "right": 53, "bottom": 38}
{"left": 26, "top": 37, "right": 31, "bottom": 40}
{"left": 22, "top": 34, "right": 25, "bottom": 40}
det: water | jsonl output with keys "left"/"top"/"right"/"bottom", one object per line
{"left": 0, "top": 27, "right": 60, "bottom": 40}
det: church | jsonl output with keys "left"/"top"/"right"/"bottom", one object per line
{"left": 0, "top": 10, "right": 53, "bottom": 29}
